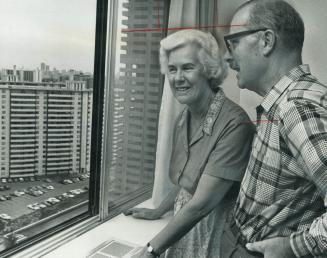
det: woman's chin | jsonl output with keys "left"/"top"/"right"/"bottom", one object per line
{"left": 175, "top": 96, "right": 193, "bottom": 105}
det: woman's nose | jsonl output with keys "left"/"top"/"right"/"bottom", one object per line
{"left": 175, "top": 69, "right": 185, "bottom": 81}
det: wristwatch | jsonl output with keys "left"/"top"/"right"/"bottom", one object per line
{"left": 146, "top": 242, "right": 160, "bottom": 257}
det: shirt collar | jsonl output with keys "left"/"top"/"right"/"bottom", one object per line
{"left": 260, "top": 64, "right": 311, "bottom": 112}
{"left": 178, "top": 88, "right": 226, "bottom": 135}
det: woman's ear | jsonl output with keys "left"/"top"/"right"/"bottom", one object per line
{"left": 262, "top": 29, "right": 276, "bottom": 56}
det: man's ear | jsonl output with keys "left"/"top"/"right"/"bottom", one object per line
{"left": 262, "top": 30, "right": 276, "bottom": 56}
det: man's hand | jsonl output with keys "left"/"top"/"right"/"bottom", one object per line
{"left": 246, "top": 237, "right": 296, "bottom": 258}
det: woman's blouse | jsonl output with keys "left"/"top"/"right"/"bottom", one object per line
{"left": 169, "top": 88, "right": 255, "bottom": 193}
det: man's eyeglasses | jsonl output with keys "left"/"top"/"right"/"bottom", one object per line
{"left": 224, "top": 28, "right": 268, "bottom": 53}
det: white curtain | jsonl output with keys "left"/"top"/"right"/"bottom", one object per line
{"left": 152, "top": 0, "right": 219, "bottom": 206}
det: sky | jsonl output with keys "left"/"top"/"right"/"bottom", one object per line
{"left": 0, "top": 0, "right": 97, "bottom": 73}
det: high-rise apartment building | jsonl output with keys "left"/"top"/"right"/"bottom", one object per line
{"left": 109, "top": 0, "right": 167, "bottom": 195}
{"left": 0, "top": 80, "right": 92, "bottom": 179}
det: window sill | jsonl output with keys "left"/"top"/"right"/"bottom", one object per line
{"left": 22, "top": 198, "right": 171, "bottom": 258}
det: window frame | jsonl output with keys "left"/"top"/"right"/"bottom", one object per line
{"left": 4, "top": 0, "right": 171, "bottom": 256}
{"left": 2, "top": 0, "right": 108, "bottom": 257}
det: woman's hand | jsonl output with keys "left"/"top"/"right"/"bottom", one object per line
{"left": 124, "top": 208, "right": 161, "bottom": 220}
{"left": 131, "top": 246, "right": 157, "bottom": 258}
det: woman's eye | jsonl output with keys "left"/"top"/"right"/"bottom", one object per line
{"left": 168, "top": 68, "right": 176, "bottom": 73}
{"left": 184, "top": 66, "right": 194, "bottom": 71}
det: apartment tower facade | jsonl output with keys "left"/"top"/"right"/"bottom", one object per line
{"left": 109, "top": 0, "right": 168, "bottom": 196}
{"left": 0, "top": 81, "right": 92, "bottom": 179}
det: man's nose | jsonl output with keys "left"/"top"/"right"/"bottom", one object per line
{"left": 224, "top": 50, "right": 233, "bottom": 64}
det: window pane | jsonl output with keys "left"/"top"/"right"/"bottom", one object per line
{"left": 107, "top": 0, "right": 168, "bottom": 209}
{"left": 0, "top": 0, "right": 96, "bottom": 254}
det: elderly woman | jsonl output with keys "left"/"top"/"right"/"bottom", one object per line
{"left": 127, "top": 29, "right": 254, "bottom": 258}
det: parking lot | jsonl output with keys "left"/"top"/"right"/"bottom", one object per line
{"left": 0, "top": 178, "right": 89, "bottom": 220}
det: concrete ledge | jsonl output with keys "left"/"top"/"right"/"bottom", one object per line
{"left": 43, "top": 199, "right": 170, "bottom": 258}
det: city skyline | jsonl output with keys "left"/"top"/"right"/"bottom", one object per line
{"left": 0, "top": 0, "right": 96, "bottom": 73}
{"left": 1, "top": 62, "right": 93, "bottom": 74}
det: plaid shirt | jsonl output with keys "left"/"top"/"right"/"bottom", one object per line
{"left": 234, "top": 65, "right": 327, "bottom": 258}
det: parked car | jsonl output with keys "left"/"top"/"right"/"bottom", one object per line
{"left": 14, "top": 234, "right": 27, "bottom": 244}
{"left": 0, "top": 186, "right": 5, "bottom": 191}
{"left": 47, "top": 197, "right": 60, "bottom": 204}
{"left": 62, "top": 179, "right": 73, "bottom": 185}
{"left": 0, "top": 214, "right": 12, "bottom": 220}
{"left": 62, "top": 192, "right": 74, "bottom": 198}
{"left": 79, "top": 175, "right": 87, "bottom": 181}
{"left": 48, "top": 197, "right": 60, "bottom": 203}
{"left": 44, "top": 178, "right": 52, "bottom": 183}
{"left": 4, "top": 185, "right": 10, "bottom": 190}
{"left": 0, "top": 196, "right": 6, "bottom": 201}
{"left": 70, "top": 189, "right": 85, "bottom": 195}
{"left": 14, "top": 190, "right": 25, "bottom": 197}
{"left": 5, "top": 195, "right": 12, "bottom": 200}
{"left": 28, "top": 190, "right": 43, "bottom": 197}
{"left": 27, "top": 203, "right": 40, "bottom": 210}
{"left": 57, "top": 196, "right": 65, "bottom": 201}
{"left": 42, "top": 185, "right": 54, "bottom": 190}
{"left": 36, "top": 190, "right": 44, "bottom": 195}
{"left": 72, "top": 178, "right": 80, "bottom": 183}
{"left": 38, "top": 203, "right": 46, "bottom": 208}
{"left": 70, "top": 190, "right": 79, "bottom": 195}
{"left": 43, "top": 200, "right": 52, "bottom": 206}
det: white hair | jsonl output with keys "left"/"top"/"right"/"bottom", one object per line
{"left": 159, "top": 29, "right": 228, "bottom": 91}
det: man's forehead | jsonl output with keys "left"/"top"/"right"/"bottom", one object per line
{"left": 229, "top": 6, "right": 252, "bottom": 34}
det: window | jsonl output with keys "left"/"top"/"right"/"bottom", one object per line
{"left": 0, "top": 1, "right": 99, "bottom": 256}
{"left": 0, "top": 0, "right": 170, "bottom": 256}
{"left": 101, "top": 0, "right": 169, "bottom": 217}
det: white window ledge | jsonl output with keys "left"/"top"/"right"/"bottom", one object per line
{"left": 37, "top": 199, "right": 171, "bottom": 258}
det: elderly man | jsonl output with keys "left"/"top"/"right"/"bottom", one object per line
{"left": 222, "top": 1, "right": 327, "bottom": 258}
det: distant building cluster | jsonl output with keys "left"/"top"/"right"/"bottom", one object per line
{"left": 0, "top": 63, "right": 93, "bottom": 179}
{"left": 0, "top": 62, "right": 93, "bottom": 89}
